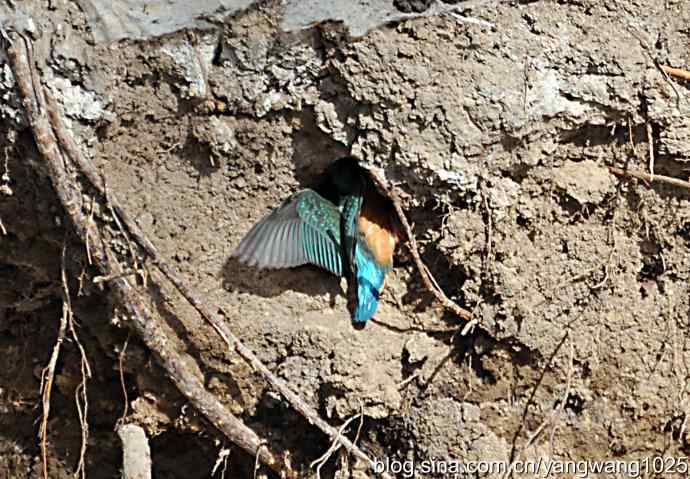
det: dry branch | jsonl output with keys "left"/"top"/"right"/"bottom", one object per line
{"left": 6, "top": 31, "right": 294, "bottom": 479}
{"left": 660, "top": 65, "right": 690, "bottom": 82}
{"left": 609, "top": 166, "right": 690, "bottom": 192}
{"left": 366, "top": 167, "right": 473, "bottom": 322}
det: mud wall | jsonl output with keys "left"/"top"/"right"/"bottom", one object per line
{"left": 1, "top": 0, "right": 690, "bottom": 477}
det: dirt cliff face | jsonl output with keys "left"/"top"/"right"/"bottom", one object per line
{"left": 2, "top": 0, "right": 690, "bottom": 477}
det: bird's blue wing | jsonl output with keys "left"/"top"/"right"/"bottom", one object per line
{"left": 233, "top": 189, "right": 343, "bottom": 276}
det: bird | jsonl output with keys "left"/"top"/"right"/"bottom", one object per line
{"left": 232, "top": 158, "right": 399, "bottom": 323}
{"left": 326, "top": 157, "right": 366, "bottom": 312}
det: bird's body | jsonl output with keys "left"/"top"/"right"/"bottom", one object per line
{"left": 233, "top": 161, "right": 398, "bottom": 322}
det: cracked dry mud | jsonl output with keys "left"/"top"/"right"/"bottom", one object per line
{"left": 2, "top": 0, "right": 690, "bottom": 477}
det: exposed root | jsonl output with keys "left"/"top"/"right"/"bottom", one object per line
{"left": 646, "top": 123, "right": 655, "bottom": 182}
{"left": 627, "top": 25, "right": 683, "bottom": 106}
{"left": 609, "top": 166, "right": 690, "bottom": 192}
{"left": 460, "top": 299, "right": 483, "bottom": 336}
{"left": 502, "top": 338, "right": 574, "bottom": 479}
{"left": 254, "top": 443, "right": 266, "bottom": 479}
{"left": 628, "top": 116, "right": 637, "bottom": 156}
{"left": 61, "top": 245, "right": 92, "bottom": 479}
{"left": 37, "top": 240, "right": 91, "bottom": 478}
{"left": 502, "top": 331, "right": 573, "bottom": 479}
{"left": 211, "top": 447, "right": 231, "bottom": 479}
{"left": 84, "top": 197, "right": 96, "bottom": 265}
{"left": 117, "top": 333, "right": 131, "bottom": 424}
{"left": 38, "top": 244, "right": 69, "bottom": 479}
{"left": 396, "top": 371, "right": 420, "bottom": 390}
{"left": 310, "top": 409, "right": 364, "bottom": 479}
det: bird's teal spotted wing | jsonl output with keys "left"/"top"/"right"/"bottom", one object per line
{"left": 233, "top": 189, "right": 343, "bottom": 276}
{"left": 341, "top": 191, "right": 363, "bottom": 271}
{"left": 340, "top": 189, "right": 364, "bottom": 314}
{"left": 327, "top": 157, "right": 365, "bottom": 273}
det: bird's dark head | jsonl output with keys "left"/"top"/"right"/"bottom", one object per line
{"left": 351, "top": 275, "right": 380, "bottom": 323}
{"left": 327, "top": 156, "right": 365, "bottom": 195}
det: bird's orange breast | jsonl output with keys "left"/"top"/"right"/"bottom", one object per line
{"left": 358, "top": 190, "right": 399, "bottom": 268}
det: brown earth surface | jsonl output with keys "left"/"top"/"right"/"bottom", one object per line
{"left": 2, "top": 0, "right": 690, "bottom": 477}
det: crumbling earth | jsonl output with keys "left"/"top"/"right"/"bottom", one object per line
{"left": 1, "top": 0, "right": 690, "bottom": 477}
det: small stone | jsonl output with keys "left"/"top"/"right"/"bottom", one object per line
{"left": 461, "top": 402, "right": 481, "bottom": 422}
{"left": 552, "top": 160, "right": 614, "bottom": 204}
{"left": 404, "top": 332, "right": 442, "bottom": 364}
{"left": 488, "top": 178, "right": 521, "bottom": 221}
{"left": 393, "top": 0, "right": 433, "bottom": 13}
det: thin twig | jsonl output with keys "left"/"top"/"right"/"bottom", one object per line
{"left": 646, "top": 123, "right": 655, "bottom": 182}
{"left": 503, "top": 331, "right": 570, "bottom": 478}
{"left": 609, "top": 166, "right": 690, "bottom": 192}
{"left": 628, "top": 116, "right": 637, "bottom": 156}
{"left": 117, "top": 333, "right": 131, "bottom": 424}
{"left": 38, "top": 243, "right": 70, "bottom": 479}
{"left": 61, "top": 245, "right": 92, "bottom": 479}
{"left": 365, "top": 168, "right": 473, "bottom": 322}
{"left": 627, "top": 26, "right": 683, "bottom": 106}
{"left": 211, "top": 447, "right": 231, "bottom": 479}
{"left": 660, "top": 65, "right": 690, "bottom": 81}
{"left": 311, "top": 411, "right": 364, "bottom": 479}
{"left": 502, "top": 338, "right": 574, "bottom": 479}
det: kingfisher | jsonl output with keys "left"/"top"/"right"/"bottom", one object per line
{"left": 232, "top": 157, "right": 399, "bottom": 322}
